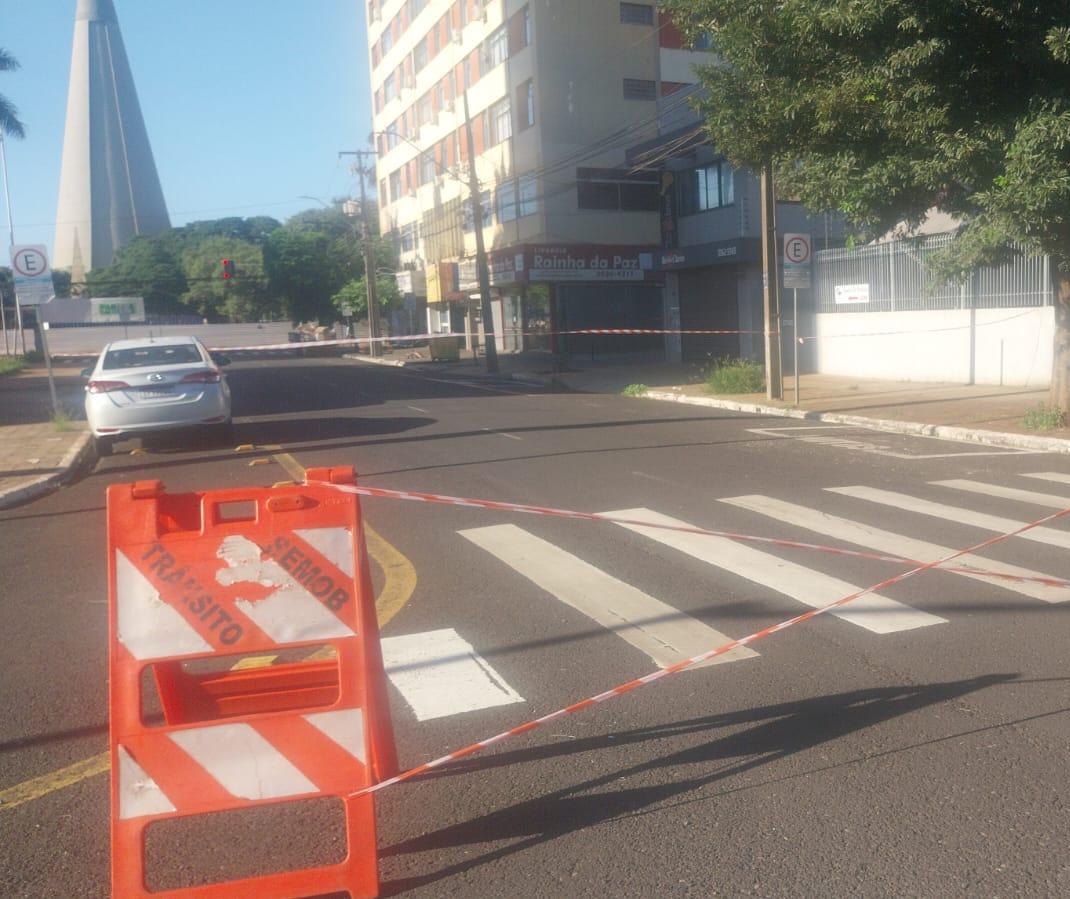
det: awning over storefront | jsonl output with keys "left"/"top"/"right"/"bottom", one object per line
{"left": 656, "top": 238, "right": 762, "bottom": 270}
{"left": 454, "top": 243, "right": 660, "bottom": 292}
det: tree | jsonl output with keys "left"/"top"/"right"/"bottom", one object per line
{"left": 0, "top": 48, "right": 25, "bottom": 139}
{"left": 331, "top": 275, "right": 400, "bottom": 319}
{"left": 86, "top": 238, "right": 190, "bottom": 315}
{"left": 180, "top": 237, "right": 272, "bottom": 322}
{"left": 663, "top": 1, "right": 1070, "bottom": 412}
{"left": 263, "top": 228, "right": 349, "bottom": 323}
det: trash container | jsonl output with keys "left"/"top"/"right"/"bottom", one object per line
{"left": 429, "top": 335, "right": 461, "bottom": 361}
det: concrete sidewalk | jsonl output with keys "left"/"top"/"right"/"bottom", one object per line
{"left": 0, "top": 365, "right": 92, "bottom": 509}
{"left": 346, "top": 347, "right": 1069, "bottom": 451}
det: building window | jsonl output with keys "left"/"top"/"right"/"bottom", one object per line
{"left": 383, "top": 72, "right": 397, "bottom": 104}
{"left": 519, "top": 174, "right": 538, "bottom": 217}
{"left": 484, "top": 26, "right": 509, "bottom": 70}
{"left": 576, "top": 168, "right": 659, "bottom": 211}
{"left": 497, "top": 180, "right": 518, "bottom": 223}
{"left": 381, "top": 27, "right": 393, "bottom": 54}
{"left": 517, "top": 80, "right": 535, "bottom": 130}
{"left": 379, "top": 178, "right": 387, "bottom": 200}
{"left": 463, "top": 56, "right": 473, "bottom": 88}
{"left": 417, "top": 93, "right": 434, "bottom": 127}
{"left": 389, "top": 170, "right": 402, "bottom": 202}
{"left": 524, "top": 6, "right": 531, "bottom": 44}
{"left": 620, "top": 3, "right": 654, "bottom": 25}
{"left": 419, "top": 151, "right": 437, "bottom": 184}
{"left": 622, "top": 78, "right": 656, "bottom": 100}
{"left": 414, "top": 39, "right": 428, "bottom": 71}
{"left": 487, "top": 97, "right": 512, "bottom": 146}
{"left": 692, "top": 31, "right": 714, "bottom": 50}
{"left": 678, "top": 161, "right": 735, "bottom": 216}
{"left": 463, "top": 190, "right": 493, "bottom": 231}
{"left": 409, "top": 0, "right": 428, "bottom": 18}
{"left": 433, "top": 81, "right": 445, "bottom": 111}
{"left": 400, "top": 222, "right": 418, "bottom": 252}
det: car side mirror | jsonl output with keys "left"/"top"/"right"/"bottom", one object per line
{"left": 213, "top": 354, "right": 232, "bottom": 367}
{"left": 80, "top": 367, "right": 93, "bottom": 378}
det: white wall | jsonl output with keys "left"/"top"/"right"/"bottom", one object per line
{"left": 814, "top": 307, "right": 1053, "bottom": 387}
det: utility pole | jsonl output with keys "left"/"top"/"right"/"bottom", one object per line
{"left": 760, "top": 164, "right": 783, "bottom": 400}
{"left": 462, "top": 91, "right": 499, "bottom": 374}
{"left": 340, "top": 150, "right": 382, "bottom": 358}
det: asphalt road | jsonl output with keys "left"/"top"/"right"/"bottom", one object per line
{"left": 1, "top": 358, "right": 1069, "bottom": 897}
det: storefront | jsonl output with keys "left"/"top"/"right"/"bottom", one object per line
{"left": 657, "top": 238, "right": 762, "bottom": 363}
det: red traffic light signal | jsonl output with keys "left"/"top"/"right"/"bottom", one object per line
{"left": 221, "top": 258, "right": 235, "bottom": 279}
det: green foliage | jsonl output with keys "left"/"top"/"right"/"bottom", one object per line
{"left": 331, "top": 275, "right": 401, "bottom": 319}
{"left": 706, "top": 358, "right": 765, "bottom": 394}
{"left": 86, "top": 237, "right": 190, "bottom": 315}
{"left": 1023, "top": 403, "right": 1067, "bottom": 431}
{"left": 660, "top": 1, "right": 1070, "bottom": 269}
{"left": 51, "top": 408, "right": 75, "bottom": 431}
{"left": 263, "top": 228, "right": 346, "bottom": 323}
{"left": 0, "top": 355, "right": 25, "bottom": 376}
{"left": 621, "top": 383, "right": 649, "bottom": 397}
{"left": 180, "top": 236, "right": 269, "bottom": 322}
{"left": 0, "top": 47, "right": 25, "bottom": 139}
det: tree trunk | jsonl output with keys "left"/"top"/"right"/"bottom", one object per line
{"left": 1052, "top": 262, "right": 1070, "bottom": 415}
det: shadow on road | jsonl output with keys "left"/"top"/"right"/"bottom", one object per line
{"left": 378, "top": 674, "right": 1042, "bottom": 894}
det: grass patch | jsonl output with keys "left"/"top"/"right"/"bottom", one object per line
{"left": 706, "top": 358, "right": 765, "bottom": 394}
{"left": 1023, "top": 403, "right": 1066, "bottom": 432}
{"left": 52, "top": 408, "right": 76, "bottom": 432}
{"left": 0, "top": 356, "right": 27, "bottom": 377}
{"left": 621, "top": 383, "right": 649, "bottom": 397}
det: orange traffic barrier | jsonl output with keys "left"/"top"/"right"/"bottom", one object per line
{"left": 107, "top": 467, "right": 394, "bottom": 898}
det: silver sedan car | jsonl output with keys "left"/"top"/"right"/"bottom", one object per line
{"left": 83, "top": 336, "right": 233, "bottom": 455}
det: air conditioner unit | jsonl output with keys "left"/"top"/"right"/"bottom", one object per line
{"left": 452, "top": 31, "right": 463, "bottom": 45}
{"left": 403, "top": 73, "right": 416, "bottom": 90}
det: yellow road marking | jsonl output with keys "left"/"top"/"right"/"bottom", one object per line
{"left": 0, "top": 752, "right": 110, "bottom": 812}
{"left": 0, "top": 450, "right": 419, "bottom": 813}
{"left": 231, "top": 655, "right": 278, "bottom": 670}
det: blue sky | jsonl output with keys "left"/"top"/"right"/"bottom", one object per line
{"left": 1, "top": 0, "right": 373, "bottom": 256}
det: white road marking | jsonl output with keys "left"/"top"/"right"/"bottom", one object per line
{"left": 746, "top": 426, "right": 1037, "bottom": 458}
{"left": 499, "top": 432, "right": 522, "bottom": 440}
{"left": 460, "top": 524, "right": 757, "bottom": 668}
{"left": 606, "top": 508, "right": 945, "bottom": 634}
{"left": 933, "top": 479, "right": 1070, "bottom": 509}
{"left": 380, "top": 628, "right": 524, "bottom": 722}
{"left": 723, "top": 494, "right": 1069, "bottom": 604}
{"left": 406, "top": 404, "right": 428, "bottom": 413}
{"left": 828, "top": 485, "right": 1070, "bottom": 550}
{"left": 1022, "top": 472, "right": 1070, "bottom": 486}
{"left": 115, "top": 550, "right": 214, "bottom": 660}
{"left": 169, "top": 723, "right": 317, "bottom": 801}
{"left": 117, "top": 746, "right": 175, "bottom": 820}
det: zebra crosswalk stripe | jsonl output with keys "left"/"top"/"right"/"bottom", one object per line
{"left": 723, "top": 494, "right": 1069, "bottom": 604}
{"left": 933, "top": 479, "right": 1070, "bottom": 509}
{"left": 827, "top": 486, "right": 1070, "bottom": 551}
{"left": 460, "top": 524, "right": 758, "bottom": 669}
{"left": 1021, "top": 472, "right": 1070, "bottom": 486}
{"left": 604, "top": 508, "right": 945, "bottom": 635}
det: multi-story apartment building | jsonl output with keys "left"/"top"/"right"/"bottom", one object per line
{"left": 366, "top": 0, "right": 689, "bottom": 351}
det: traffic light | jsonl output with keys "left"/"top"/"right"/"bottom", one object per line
{"left": 221, "top": 258, "right": 235, "bottom": 280}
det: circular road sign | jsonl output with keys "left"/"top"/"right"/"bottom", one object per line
{"left": 12, "top": 246, "right": 49, "bottom": 278}
{"left": 785, "top": 235, "right": 811, "bottom": 265}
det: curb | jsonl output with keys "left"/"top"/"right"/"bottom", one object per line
{"left": 642, "top": 390, "right": 1070, "bottom": 454}
{"left": 0, "top": 430, "right": 94, "bottom": 510}
{"left": 342, "top": 354, "right": 407, "bottom": 368}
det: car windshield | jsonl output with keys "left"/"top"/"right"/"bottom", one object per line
{"left": 101, "top": 344, "right": 203, "bottom": 370}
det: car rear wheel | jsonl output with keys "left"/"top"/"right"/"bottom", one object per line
{"left": 94, "top": 436, "right": 114, "bottom": 458}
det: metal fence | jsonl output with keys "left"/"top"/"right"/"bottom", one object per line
{"left": 814, "top": 233, "right": 1053, "bottom": 313}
